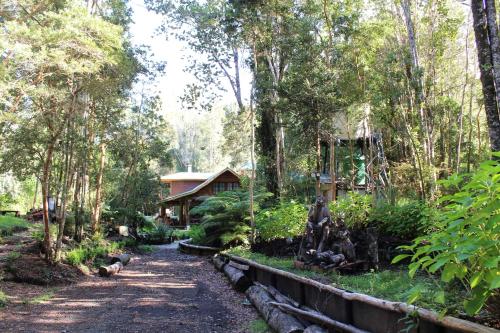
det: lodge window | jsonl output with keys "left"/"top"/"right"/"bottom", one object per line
{"left": 213, "top": 182, "right": 225, "bottom": 193}
{"left": 227, "top": 182, "right": 240, "bottom": 191}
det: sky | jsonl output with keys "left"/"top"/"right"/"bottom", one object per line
{"left": 128, "top": 0, "right": 252, "bottom": 121}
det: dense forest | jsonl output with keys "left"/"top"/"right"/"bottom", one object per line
{"left": 0, "top": 0, "right": 499, "bottom": 329}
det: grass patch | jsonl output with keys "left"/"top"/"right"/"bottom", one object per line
{"left": 0, "top": 290, "right": 7, "bottom": 308}
{"left": 226, "top": 246, "right": 466, "bottom": 314}
{"left": 248, "top": 319, "right": 271, "bottom": 333}
{"left": 65, "top": 238, "right": 126, "bottom": 266}
{"left": 0, "top": 216, "right": 30, "bottom": 236}
{"left": 25, "top": 291, "right": 54, "bottom": 305}
{"left": 137, "top": 244, "right": 154, "bottom": 254}
{"left": 6, "top": 251, "right": 21, "bottom": 262}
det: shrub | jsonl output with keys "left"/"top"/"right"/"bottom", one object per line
{"left": 370, "top": 200, "right": 436, "bottom": 239}
{"left": 190, "top": 189, "right": 272, "bottom": 247}
{"left": 394, "top": 155, "right": 500, "bottom": 315}
{"left": 65, "top": 238, "right": 123, "bottom": 266}
{"left": 255, "top": 201, "right": 308, "bottom": 241}
{"left": 145, "top": 224, "right": 173, "bottom": 244}
{"left": 329, "top": 192, "right": 372, "bottom": 229}
{"left": 0, "top": 290, "right": 7, "bottom": 308}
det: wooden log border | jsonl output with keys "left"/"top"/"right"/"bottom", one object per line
{"left": 222, "top": 254, "right": 498, "bottom": 333}
{"left": 178, "top": 239, "right": 221, "bottom": 256}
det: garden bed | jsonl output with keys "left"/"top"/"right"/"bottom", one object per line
{"left": 220, "top": 252, "right": 497, "bottom": 333}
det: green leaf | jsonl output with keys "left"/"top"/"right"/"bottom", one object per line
{"left": 406, "top": 286, "right": 422, "bottom": 305}
{"left": 441, "top": 263, "right": 458, "bottom": 282}
{"left": 464, "top": 292, "right": 488, "bottom": 315}
{"left": 490, "top": 275, "right": 500, "bottom": 289}
{"left": 391, "top": 254, "right": 411, "bottom": 264}
{"left": 429, "top": 257, "right": 449, "bottom": 273}
{"left": 470, "top": 272, "right": 483, "bottom": 289}
{"left": 434, "top": 290, "right": 445, "bottom": 304}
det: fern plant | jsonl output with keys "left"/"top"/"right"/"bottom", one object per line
{"left": 190, "top": 189, "right": 272, "bottom": 248}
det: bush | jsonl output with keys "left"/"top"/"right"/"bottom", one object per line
{"left": 255, "top": 201, "right": 307, "bottom": 241}
{"left": 395, "top": 156, "right": 500, "bottom": 315}
{"left": 65, "top": 238, "right": 123, "bottom": 266}
{"left": 144, "top": 224, "right": 173, "bottom": 244}
{"left": 190, "top": 189, "right": 272, "bottom": 247}
{"left": 329, "top": 192, "right": 371, "bottom": 229}
{"left": 370, "top": 200, "right": 436, "bottom": 239}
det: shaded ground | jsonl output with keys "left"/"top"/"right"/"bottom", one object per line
{"left": 0, "top": 243, "right": 260, "bottom": 332}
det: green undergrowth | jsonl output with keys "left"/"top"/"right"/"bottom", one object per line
{"left": 226, "top": 246, "right": 466, "bottom": 314}
{"left": 248, "top": 319, "right": 271, "bottom": 333}
{"left": 0, "top": 216, "right": 30, "bottom": 236}
{"left": 136, "top": 244, "right": 154, "bottom": 254}
{"left": 65, "top": 237, "right": 133, "bottom": 267}
{"left": 23, "top": 291, "right": 55, "bottom": 305}
{"left": 0, "top": 290, "right": 7, "bottom": 308}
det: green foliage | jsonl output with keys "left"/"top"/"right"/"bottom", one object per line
{"left": 248, "top": 319, "right": 271, "bottom": 333}
{"left": 255, "top": 201, "right": 308, "bottom": 241}
{"left": 0, "top": 193, "right": 16, "bottom": 209}
{"left": 228, "top": 246, "right": 465, "bottom": 313}
{"left": 144, "top": 224, "right": 173, "bottom": 244}
{"left": 0, "top": 216, "right": 30, "bottom": 236}
{"left": 397, "top": 155, "right": 500, "bottom": 315}
{"left": 190, "top": 189, "right": 272, "bottom": 247}
{"left": 0, "top": 290, "right": 7, "bottom": 308}
{"left": 6, "top": 251, "right": 21, "bottom": 262}
{"left": 65, "top": 238, "right": 123, "bottom": 266}
{"left": 329, "top": 192, "right": 372, "bottom": 229}
{"left": 137, "top": 244, "right": 154, "bottom": 254}
{"left": 370, "top": 200, "right": 436, "bottom": 239}
{"left": 26, "top": 291, "right": 54, "bottom": 305}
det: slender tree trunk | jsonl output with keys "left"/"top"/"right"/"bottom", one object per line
{"left": 315, "top": 122, "right": 321, "bottom": 196}
{"left": 32, "top": 177, "right": 39, "bottom": 210}
{"left": 91, "top": 141, "right": 106, "bottom": 234}
{"left": 456, "top": 15, "right": 470, "bottom": 173}
{"left": 472, "top": 0, "right": 500, "bottom": 152}
{"left": 485, "top": 0, "right": 500, "bottom": 109}
{"left": 42, "top": 143, "right": 54, "bottom": 261}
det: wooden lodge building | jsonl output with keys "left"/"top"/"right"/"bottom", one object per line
{"left": 159, "top": 166, "right": 241, "bottom": 227}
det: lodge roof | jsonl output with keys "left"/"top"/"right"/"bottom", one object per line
{"left": 160, "top": 167, "right": 240, "bottom": 205}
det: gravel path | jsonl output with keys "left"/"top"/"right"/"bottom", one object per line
{"left": 0, "top": 244, "right": 260, "bottom": 333}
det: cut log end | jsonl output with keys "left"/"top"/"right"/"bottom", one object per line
{"left": 98, "top": 262, "right": 123, "bottom": 277}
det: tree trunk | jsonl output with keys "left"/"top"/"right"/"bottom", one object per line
{"left": 91, "top": 141, "right": 106, "bottom": 234}
{"left": 41, "top": 143, "right": 54, "bottom": 262}
{"left": 457, "top": 13, "right": 471, "bottom": 172}
{"left": 110, "top": 254, "right": 131, "bottom": 266}
{"left": 472, "top": 0, "right": 500, "bottom": 152}
{"left": 315, "top": 123, "right": 321, "bottom": 196}
{"left": 485, "top": 0, "right": 500, "bottom": 110}
{"left": 223, "top": 264, "right": 252, "bottom": 292}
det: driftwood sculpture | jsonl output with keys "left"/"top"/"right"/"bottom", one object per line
{"left": 298, "top": 195, "right": 356, "bottom": 269}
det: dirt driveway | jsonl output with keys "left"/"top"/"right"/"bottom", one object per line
{"left": 0, "top": 244, "right": 260, "bottom": 333}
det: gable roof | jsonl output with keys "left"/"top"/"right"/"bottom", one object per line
{"left": 160, "top": 172, "right": 215, "bottom": 182}
{"left": 160, "top": 167, "right": 240, "bottom": 204}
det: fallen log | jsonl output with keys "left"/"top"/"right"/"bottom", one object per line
{"left": 213, "top": 255, "right": 226, "bottom": 271}
{"left": 99, "top": 261, "right": 123, "bottom": 277}
{"left": 110, "top": 254, "right": 131, "bottom": 266}
{"left": 228, "top": 260, "right": 249, "bottom": 271}
{"left": 226, "top": 254, "right": 499, "bottom": 333}
{"left": 246, "top": 285, "right": 304, "bottom": 333}
{"left": 223, "top": 263, "right": 252, "bottom": 292}
{"left": 261, "top": 283, "right": 300, "bottom": 308}
{"left": 269, "top": 302, "right": 368, "bottom": 333}
{"left": 304, "top": 325, "right": 328, "bottom": 333}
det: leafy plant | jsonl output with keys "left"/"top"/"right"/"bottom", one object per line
{"left": 190, "top": 189, "right": 272, "bottom": 247}
{"left": 65, "top": 238, "right": 124, "bottom": 266}
{"left": 0, "top": 290, "right": 7, "bottom": 308}
{"left": 255, "top": 201, "right": 308, "bottom": 241}
{"left": 394, "top": 155, "right": 500, "bottom": 315}
{"left": 137, "top": 244, "right": 154, "bottom": 254}
{"left": 329, "top": 192, "right": 372, "bottom": 229}
{"left": 370, "top": 200, "right": 436, "bottom": 239}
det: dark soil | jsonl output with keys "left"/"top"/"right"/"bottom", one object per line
{"left": 0, "top": 244, "right": 260, "bottom": 332}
